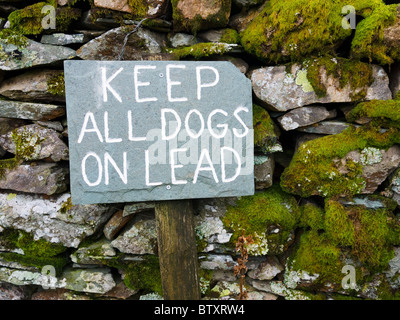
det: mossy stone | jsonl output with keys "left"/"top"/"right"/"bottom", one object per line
{"left": 222, "top": 185, "right": 300, "bottom": 255}
{"left": 280, "top": 124, "right": 400, "bottom": 198}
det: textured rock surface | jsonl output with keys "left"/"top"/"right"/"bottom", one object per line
{"left": 0, "top": 192, "right": 115, "bottom": 247}
{"left": 0, "top": 162, "right": 68, "bottom": 195}
{"left": 172, "top": 0, "right": 231, "bottom": 32}
{"left": 0, "top": 124, "right": 69, "bottom": 162}
{"left": 250, "top": 63, "right": 392, "bottom": 112}
{"left": 0, "top": 0, "right": 398, "bottom": 301}
{"left": 0, "top": 38, "right": 76, "bottom": 71}
{"left": 77, "top": 27, "right": 167, "bottom": 60}
{"left": 277, "top": 106, "right": 336, "bottom": 131}
{"left": 0, "top": 69, "right": 65, "bottom": 103}
{"left": 0, "top": 101, "right": 64, "bottom": 120}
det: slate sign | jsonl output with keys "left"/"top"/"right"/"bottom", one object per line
{"left": 64, "top": 60, "right": 254, "bottom": 205}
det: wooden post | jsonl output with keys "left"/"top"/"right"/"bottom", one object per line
{"left": 155, "top": 200, "right": 201, "bottom": 300}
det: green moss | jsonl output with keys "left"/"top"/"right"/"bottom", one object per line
{"left": 119, "top": 256, "right": 162, "bottom": 294}
{"left": 199, "top": 269, "right": 213, "bottom": 295}
{"left": 127, "top": 0, "right": 148, "bottom": 18}
{"left": 304, "top": 56, "right": 374, "bottom": 100}
{"left": 8, "top": 2, "right": 81, "bottom": 36}
{"left": 253, "top": 104, "right": 281, "bottom": 154}
{"left": 8, "top": 2, "right": 48, "bottom": 35}
{"left": 220, "top": 29, "right": 241, "bottom": 44}
{"left": 351, "top": 3, "right": 399, "bottom": 65}
{"left": 59, "top": 197, "right": 74, "bottom": 215}
{"left": 0, "top": 252, "right": 68, "bottom": 276}
{"left": 280, "top": 124, "right": 400, "bottom": 198}
{"left": 240, "top": 0, "right": 397, "bottom": 64}
{"left": 0, "top": 157, "right": 20, "bottom": 180}
{"left": 290, "top": 230, "right": 344, "bottom": 286}
{"left": 222, "top": 185, "right": 300, "bottom": 255}
{"left": 0, "top": 127, "right": 45, "bottom": 179}
{"left": 325, "top": 199, "right": 400, "bottom": 271}
{"left": 47, "top": 72, "right": 65, "bottom": 97}
{"left": 168, "top": 42, "right": 237, "bottom": 60}
{"left": 299, "top": 202, "right": 325, "bottom": 231}
{"left": 288, "top": 196, "right": 400, "bottom": 290}
{"left": 55, "top": 7, "right": 82, "bottom": 33}
{"left": 11, "top": 127, "right": 45, "bottom": 162}
{"left": 0, "top": 29, "right": 28, "bottom": 48}
{"left": 346, "top": 99, "right": 400, "bottom": 127}
{"left": 240, "top": 0, "right": 351, "bottom": 63}
{"left": 12, "top": 229, "right": 66, "bottom": 257}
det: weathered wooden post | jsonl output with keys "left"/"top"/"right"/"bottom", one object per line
{"left": 64, "top": 60, "right": 253, "bottom": 301}
{"left": 155, "top": 200, "right": 200, "bottom": 300}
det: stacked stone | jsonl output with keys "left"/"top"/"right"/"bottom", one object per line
{"left": 0, "top": 0, "right": 399, "bottom": 300}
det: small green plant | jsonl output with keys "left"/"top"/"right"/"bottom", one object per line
{"left": 233, "top": 230, "right": 253, "bottom": 300}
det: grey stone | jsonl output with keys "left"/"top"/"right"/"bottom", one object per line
{"left": 199, "top": 254, "right": 237, "bottom": 270}
{"left": 0, "top": 69, "right": 65, "bottom": 103}
{"left": 277, "top": 106, "right": 336, "bottom": 131}
{"left": 198, "top": 29, "right": 230, "bottom": 42}
{"left": 338, "top": 145, "right": 400, "bottom": 194}
{"left": 71, "top": 238, "right": 117, "bottom": 265}
{"left": 111, "top": 214, "right": 157, "bottom": 255}
{"left": 40, "top": 33, "right": 85, "bottom": 46}
{"left": 169, "top": 33, "right": 198, "bottom": 48}
{"left": 62, "top": 267, "right": 116, "bottom": 294}
{"left": 0, "top": 266, "right": 67, "bottom": 288}
{"left": 0, "top": 101, "right": 65, "bottom": 121}
{"left": 247, "top": 256, "right": 284, "bottom": 281}
{"left": 254, "top": 155, "right": 274, "bottom": 190}
{"left": 34, "top": 121, "right": 64, "bottom": 132}
{"left": 195, "top": 214, "right": 233, "bottom": 251}
{"left": 250, "top": 63, "right": 392, "bottom": 112}
{"left": 339, "top": 195, "right": 395, "bottom": 209}
{"left": 0, "top": 162, "right": 68, "bottom": 195}
{"left": 385, "top": 247, "right": 400, "bottom": 289}
{"left": 76, "top": 26, "right": 167, "bottom": 60}
{"left": 123, "top": 202, "right": 155, "bottom": 217}
{"left": 0, "top": 124, "right": 69, "bottom": 162}
{"left": 297, "top": 120, "right": 352, "bottom": 135}
{"left": 0, "top": 192, "right": 115, "bottom": 248}
{"left": 0, "top": 38, "right": 76, "bottom": 71}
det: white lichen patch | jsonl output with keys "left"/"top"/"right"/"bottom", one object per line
{"left": 195, "top": 216, "right": 232, "bottom": 244}
{"left": 360, "top": 147, "right": 383, "bottom": 166}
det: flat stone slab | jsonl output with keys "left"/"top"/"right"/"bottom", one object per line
{"left": 250, "top": 63, "right": 392, "bottom": 112}
{"left": 0, "top": 100, "right": 65, "bottom": 121}
{"left": 0, "top": 38, "right": 76, "bottom": 71}
{"left": 0, "top": 192, "right": 115, "bottom": 248}
{"left": 0, "top": 162, "right": 68, "bottom": 195}
{"left": 64, "top": 60, "right": 254, "bottom": 204}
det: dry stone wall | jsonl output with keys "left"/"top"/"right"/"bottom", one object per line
{"left": 0, "top": 0, "right": 399, "bottom": 300}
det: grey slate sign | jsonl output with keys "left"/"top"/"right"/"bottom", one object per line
{"left": 64, "top": 60, "right": 254, "bottom": 205}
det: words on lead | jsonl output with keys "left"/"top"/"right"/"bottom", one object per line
{"left": 64, "top": 61, "right": 254, "bottom": 205}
